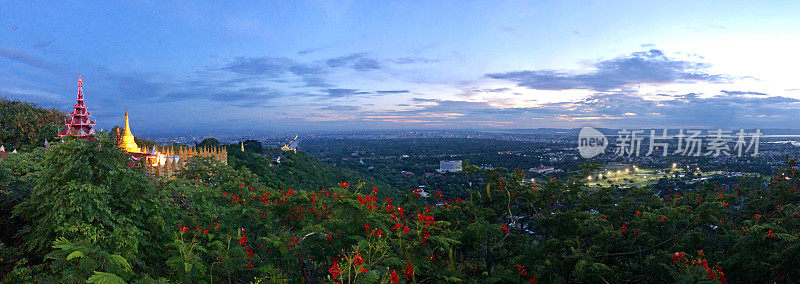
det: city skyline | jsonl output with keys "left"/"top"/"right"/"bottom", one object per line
{"left": 2, "top": 1, "right": 800, "bottom": 134}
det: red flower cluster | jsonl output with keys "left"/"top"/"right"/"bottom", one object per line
{"left": 672, "top": 252, "right": 686, "bottom": 262}
{"left": 329, "top": 259, "right": 341, "bottom": 280}
{"left": 389, "top": 270, "right": 399, "bottom": 284}
{"left": 516, "top": 264, "right": 528, "bottom": 276}
{"left": 502, "top": 223, "right": 509, "bottom": 235}
{"left": 357, "top": 195, "right": 378, "bottom": 210}
{"left": 416, "top": 213, "right": 435, "bottom": 228}
{"left": 404, "top": 262, "right": 414, "bottom": 280}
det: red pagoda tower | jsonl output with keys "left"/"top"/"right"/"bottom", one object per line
{"left": 58, "top": 75, "right": 96, "bottom": 139}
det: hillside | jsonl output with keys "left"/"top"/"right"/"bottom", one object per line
{"left": 227, "top": 145, "right": 392, "bottom": 196}
{"left": 0, "top": 99, "right": 67, "bottom": 151}
{"left": 0, "top": 101, "right": 799, "bottom": 282}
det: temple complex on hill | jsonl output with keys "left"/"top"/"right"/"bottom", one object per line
{"left": 58, "top": 75, "right": 96, "bottom": 139}
{"left": 53, "top": 74, "right": 227, "bottom": 179}
{"left": 115, "top": 110, "right": 228, "bottom": 179}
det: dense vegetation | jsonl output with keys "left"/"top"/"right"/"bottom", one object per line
{"left": 0, "top": 99, "right": 66, "bottom": 151}
{"left": 1, "top": 131, "right": 799, "bottom": 283}
{"left": 1, "top": 102, "right": 798, "bottom": 282}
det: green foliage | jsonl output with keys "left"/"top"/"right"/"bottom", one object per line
{"left": 45, "top": 237, "right": 132, "bottom": 282}
{"left": 13, "top": 135, "right": 164, "bottom": 259}
{"left": 0, "top": 99, "right": 67, "bottom": 151}
{"left": 242, "top": 139, "right": 263, "bottom": 153}
{"left": 196, "top": 137, "right": 220, "bottom": 148}
{"left": 2, "top": 129, "right": 799, "bottom": 282}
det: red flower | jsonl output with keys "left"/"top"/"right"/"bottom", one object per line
{"left": 390, "top": 270, "right": 399, "bottom": 284}
{"left": 502, "top": 223, "right": 509, "bottom": 235}
{"left": 769, "top": 230, "right": 774, "bottom": 238}
{"left": 339, "top": 182, "right": 350, "bottom": 189}
{"left": 354, "top": 254, "right": 365, "bottom": 266}
{"left": 239, "top": 235, "right": 248, "bottom": 246}
{"left": 375, "top": 229, "right": 384, "bottom": 238}
{"left": 403, "top": 225, "right": 410, "bottom": 234}
{"left": 635, "top": 210, "right": 641, "bottom": 216}
{"left": 392, "top": 223, "right": 402, "bottom": 230}
{"left": 754, "top": 214, "right": 762, "bottom": 219}
{"left": 672, "top": 252, "right": 685, "bottom": 262}
{"left": 404, "top": 262, "right": 414, "bottom": 280}
{"left": 364, "top": 224, "right": 370, "bottom": 232}
{"left": 329, "top": 261, "right": 341, "bottom": 280}
{"left": 529, "top": 275, "right": 537, "bottom": 284}
{"left": 621, "top": 224, "right": 627, "bottom": 234}
{"left": 660, "top": 217, "right": 666, "bottom": 223}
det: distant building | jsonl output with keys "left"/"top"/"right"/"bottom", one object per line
{"left": 281, "top": 135, "right": 299, "bottom": 153}
{"left": 529, "top": 164, "right": 561, "bottom": 174}
{"left": 437, "top": 160, "right": 463, "bottom": 173}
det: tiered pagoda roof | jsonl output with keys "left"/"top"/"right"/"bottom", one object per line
{"left": 58, "top": 75, "right": 96, "bottom": 139}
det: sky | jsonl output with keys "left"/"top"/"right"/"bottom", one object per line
{"left": 2, "top": 1, "right": 800, "bottom": 134}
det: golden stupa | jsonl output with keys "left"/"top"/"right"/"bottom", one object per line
{"left": 119, "top": 109, "right": 142, "bottom": 153}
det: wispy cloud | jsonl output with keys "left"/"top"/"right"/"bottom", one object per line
{"left": 376, "top": 90, "right": 410, "bottom": 94}
{"left": 486, "top": 49, "right": 726, "bottom": 91}
{"left": 326, "top": 53, "right": 381, "bottom": 71}
{"left": 0, "top": 46, "right": 66, "bottom": 74}
{"left": 324, "top": 88, "right": 371, "bottom": 98}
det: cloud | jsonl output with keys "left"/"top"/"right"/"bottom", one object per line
{"left": 302, "top": 76, "right": 333, "bottom": 87}
{"left": 324, "top": 88, "right": 371, "bottom": 98}
{"left": 320, "top": 105, "right": 360, "bottom": 111}
{"left": 0, "top": 46, "right": 66, "bottom": 73}
{"left": 355, "top": 89, "right": 800, "bottom": 128}
{"left": 326, "top": 53, "right": 381, "bottom": 71}
{"left": 297, "top": 46, "right": 327, "bottom": 55}
{"left": 223, "top": 57, "right": 295, "bottom": 77}
{"left": 376, "top": 90, "right": 410, "bottom": 94}
{"left": 720, "top": 90, "right": 769, "bottom": 97}
{"left": 486, "top": 49, "right": 726, "bottom": 91}
{"left": 164, "top": 86, "right": 285, "bottom": 106}
{"left": 393, "top": 57, "right": 438, "bottom": 64}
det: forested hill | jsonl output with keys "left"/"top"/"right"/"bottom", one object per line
{"left": 226, "top": 144, "right": 392, "bottom": 197}
{"left": 0, "top": 99, "right": 67, "bottom": 151}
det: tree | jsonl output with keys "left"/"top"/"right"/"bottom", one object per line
{"left": 12, "top": 134, "right": 166, "bottom": 277}
{"left": 242, "top": 139, "right": 263, "bottom": 153}
{"left": 197, "top": 138, "right": 220, "bottom": 149}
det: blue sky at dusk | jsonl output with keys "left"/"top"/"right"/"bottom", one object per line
{"left": 2, "top": 1, "right": 800, "bottom": 134}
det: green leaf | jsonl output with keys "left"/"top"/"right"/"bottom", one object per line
{"left": 109, "top": 254, "right": 132, "bottom": 272}
{"left": 184, "top": 262, "right": 193, "bottom": 273}
{"left": 86, "top": 271, "right": 126, "bottom": 284}
{"left": 66, "top": 250, "right": 84, "bottom": 260}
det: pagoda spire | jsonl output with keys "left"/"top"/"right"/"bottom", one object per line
{"left": 58, "top": 74, "right": 96, "bottom": 139}
{"left": 119, "top": 108, "right": 141, "bottom": 153}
